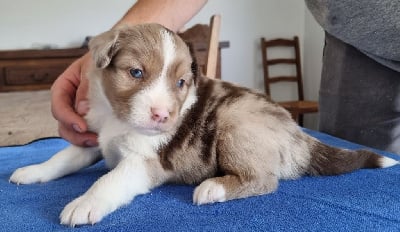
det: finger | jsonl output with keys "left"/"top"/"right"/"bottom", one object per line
{"left": 76, "top": 100, "right": 90, "bottom": 117}
{"left": 75, "top": 77, "right": 90, "bottom": 116}
{"left": 58, "top": 122, "right": 98, "bottom": 147}
{"left": 51, "top": 79, "right": 88, "bottom": 133}
{"left": 51, "top": 59, "right": 88, "bottom": 133}
{"left": 75, "top": 54, "right": 91, "bottom": 116}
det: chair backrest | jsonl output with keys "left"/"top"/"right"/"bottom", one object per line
{"left": 205, "top": 15, "right": 221, "bottom": 79}
{"left": 179, "top": 15, "right": 222, "bottom": 79}
{"left": 260, "top": 36, "right": 304, "bottom": 100}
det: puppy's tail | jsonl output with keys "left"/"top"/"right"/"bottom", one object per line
{"left": 307, "top": 141, "right": 398, "bottom": 176}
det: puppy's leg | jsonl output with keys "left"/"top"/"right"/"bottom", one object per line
{"left": 60, "top": 156, "right": 164, "bottom": 226}
{"left": 193, "top": 129, "right": 280, "bottom": 205}
{"left": 10, "top": 145, "right": 101, "bottom": 184}
{"left": 193, "top": 173, "right": 278, "bottom": 205}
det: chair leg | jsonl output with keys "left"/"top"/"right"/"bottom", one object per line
{"left": 287, "top": 110, "right": 300, "bottom": 125}
{"left": 298, "top": 114, "right": 304, "bottom": 127}
{"left": 288, "top": 110, "right": 303, "bottom": 126}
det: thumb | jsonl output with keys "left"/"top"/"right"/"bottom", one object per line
{"left": 75, "top": 76, "right": 89, "bottom": 115}
{"left": 75, "top": 54, "right": 91, "bottom": 116}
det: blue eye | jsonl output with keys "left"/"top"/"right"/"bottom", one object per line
{"left": 177, "top": 79, "right": 185, "bottom": 88}
{"left": 129, "top": 68, "right": 143, "bottom": 79}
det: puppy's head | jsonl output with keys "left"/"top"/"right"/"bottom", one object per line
{"left": 89, "top": 24, "right": 198, "bottom": 135}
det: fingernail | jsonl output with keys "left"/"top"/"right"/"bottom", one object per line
{"left": 72, "top": 124, "right": 83, "bottom": 133}
{"left": 84, "top": 140, "right": 98, "bottom": 147}
{"left": 76, "top": 100, "right": 89, "bottom": 115}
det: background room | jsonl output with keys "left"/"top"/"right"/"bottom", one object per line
{"left": 0, "top": 0, "right": 324, "bottom": 145}
{"left": 3, "top": 2, "right": 400, "bottom": 231}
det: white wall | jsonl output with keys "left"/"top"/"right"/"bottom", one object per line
{"left": 0, "top": 0, "right": 133, "bottom": 49}
{"left": 185, "top": 1, "right": 306, "bottom": 90}
{"left": 0, "top": 0, "right": 324, "bottom": 129}
{"left": 302, "top": 7, "right": 325, "bottom": 129}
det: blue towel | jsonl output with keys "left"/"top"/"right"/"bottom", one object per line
{"left": 0, "top": 129, "right": 399, "bottom": 232}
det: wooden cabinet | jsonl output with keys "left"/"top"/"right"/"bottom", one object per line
{"left": 0, "top": 37, "right": 228, "bottom": 92}
{"left": 0, "top": 48, "right": 87, "bottom": 92}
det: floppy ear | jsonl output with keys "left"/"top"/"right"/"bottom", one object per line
{"left": 186, "top": 42, "right": 199, "bottom": 84}
{"left": 89, "top": 29, "right": 120, "bottom": 69}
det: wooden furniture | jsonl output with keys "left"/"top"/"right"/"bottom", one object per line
{"left": 0, "top": 16, "right": 228, "bottom": 92}
{"left": 260, "top": 36, "right": 318, "bottom": 126}
{"left": 179, "top": 15, "right": 228, "bottom": 79}
{"left": 204, "top": 15, "right": 221, "bottom": 79}
{"left": 0, "top": 48, "right": 87, "bottom": 92}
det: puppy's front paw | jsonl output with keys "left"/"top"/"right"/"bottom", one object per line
{"left": 193, "top": 179, "right": 226, "bottom": 205}
{"left": 60, "top": 194, "right": 111, "bottom": 227}
{"left": 9, "top": 164, "right": 49, "bottom": 184}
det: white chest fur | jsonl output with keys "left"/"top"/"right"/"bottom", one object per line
{"left": 86, "top": 76, "right": 172, "bottom": 169}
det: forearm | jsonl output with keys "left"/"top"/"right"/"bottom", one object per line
{"left": 115, "top": 0, "right": 208, "bottom": 32}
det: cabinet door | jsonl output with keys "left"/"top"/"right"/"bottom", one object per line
{"left": 0, "top": 61, "right": 70, "bottom": 91}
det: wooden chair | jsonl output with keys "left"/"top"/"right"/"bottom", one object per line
{"left": 260, "top": 36, "right": 318, "bottom": 126}
{"left": 204, "top": 15, "right": 221, "bottom": 79}
{"left": 179, "top": 15, "right": 222, "bottom": 79}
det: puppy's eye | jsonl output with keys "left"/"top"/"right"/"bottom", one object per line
{"left": 129, "top": 68, "right": 143, "bottom": 79}
{"left": 177, "top": 79, "right": 185, "bottom": 88}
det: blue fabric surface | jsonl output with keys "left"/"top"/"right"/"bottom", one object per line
{"left": 0, "top": 129, "right": 399, "bottom": 232}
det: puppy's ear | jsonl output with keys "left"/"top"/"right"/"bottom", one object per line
{"left": 186, "top": 42, "right": 199, "bottom": 84}
{"left": 191, "top": 61, "right": 198, "bottom": 83}
{"left": 89, "top": 29, "right": 120, "bottom": 69}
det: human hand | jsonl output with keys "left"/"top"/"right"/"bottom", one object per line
{"left": 51, "top": 53, "right": 98, "bottom": 147}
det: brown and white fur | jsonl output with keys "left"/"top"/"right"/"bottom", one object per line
{"left": 10, "top": 24, "right": 398, "bottom": 227}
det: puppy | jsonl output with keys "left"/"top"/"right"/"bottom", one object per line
{"left": 10, "top": 24, "right": 398, "bottom": 227}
